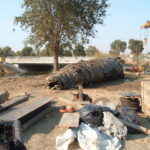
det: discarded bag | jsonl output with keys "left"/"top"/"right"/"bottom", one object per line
{"left": 78, "top": 122, "right": 122, "bottom": 150}
{"left": 79, "top": 105, "right": 103, "bottom": 126}
{"left": 56, "top": 110, "right": 127, "bottom": 150}
{"left": 117, "top": 106, "right": 139, "bottom": 133}
{"left": 56, "top": 128, "right": 77, "bottom": 150}
{"left": 117, "top": 106, "right": 139, "bottom": 125}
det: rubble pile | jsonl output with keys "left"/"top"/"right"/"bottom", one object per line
{"left": 56, "top": 104, "right": 130, "bottom": 150}
{"left": 46, "top": 58, "right": 124, "bottom": 90}
{"left": 56, "top": 88, "right": 150, "bottom": 150}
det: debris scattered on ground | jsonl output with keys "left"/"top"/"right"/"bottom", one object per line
{"left": 79, "top": 105, "right": 104, "bottom": 126}
{"left": 59, "top": 105, "right": 74, "bottom": 113}
{"left": 46, "top": 58, "right": 124, "bottom": 90}
{"left": 117, "top": 106, "right": 139, "bottom": 125}
{"left": 70, "top": 87, "right": 92, "bottom": 103}
{"left": 57, "top": 86, "right": 92, "bottom": 110}
{"left": 0, "top": 63, "right": 19, "bottom": 76}
{"left": 118, "top": 92, "right": 141, "bottom": 112}
{"left": 56, "top": 88, "right": 150, "bottom": 150}
{"left": 0, "top": 91, "right": 55, "bottom": 150}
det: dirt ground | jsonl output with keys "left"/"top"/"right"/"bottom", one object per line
{"left": 0, "top": 72, "right": 150, "bottom": 150}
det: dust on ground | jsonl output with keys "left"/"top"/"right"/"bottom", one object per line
{"left": 0, "top": 72, "right": 150, "bottom": 150}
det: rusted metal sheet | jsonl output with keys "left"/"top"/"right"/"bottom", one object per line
{"left": 141, "top": 81, "right": 150, "bottom": 115}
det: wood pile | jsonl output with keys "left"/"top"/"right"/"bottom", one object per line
{"left": 46, "top": 58, "right": 124, "bottom": 90}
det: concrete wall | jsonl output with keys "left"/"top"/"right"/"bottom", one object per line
{"left": 5, "top": 56, "right": 92, "bottom": 64}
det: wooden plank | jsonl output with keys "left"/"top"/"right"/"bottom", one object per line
{"left": 0, "top": 90, "right": 9, "bottom": 104}
{"left": 0, "top": 96, "right": 54, "bottom": 121}
{"left": 58, "top": 112, "right": 80, "bottom": 127}
{"left": 0, "top": 95, "right": 29, "bottom": 112}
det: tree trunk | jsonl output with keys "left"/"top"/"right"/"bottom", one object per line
{"left": 53, "top": 46, "right": 59, "bottom": 71}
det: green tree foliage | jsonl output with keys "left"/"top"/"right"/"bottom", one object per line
{"left": 62, "top": 50, "right": 72, "bottom": 56}
{"left": 73, "top": 44, "right": 85, "bottom": 56}
{"left": 15, "top": 0, "right": 108, "bottom": 71}
{"left": 16, "top": 47, "right": 36, "bottom": 56}
{"left": 59, "top": 47, "right": 72, "bottom": 56}
{"left": 128, "top": 39, "right": 144, "bottom": 56}
{"left": 40, "top": 49, "right": 53, "bottom": 56}
{"left": 15, "top": 51, "right": 22, "bottom": 56}
{"left": 109, "top": 40, "right": 126, "bottom": 55}
{"left": 40, "top": 47, "right": 72, "bottom": 56}
{"left": 0, "top": 46, "right": 15, "bottom": 57}
{"left": 85, "top": 45, "right": 99, "bottom": 56}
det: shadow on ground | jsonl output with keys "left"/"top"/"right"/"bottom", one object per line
{"left": 23, "top": 108, "right": 62, "bottom": 143}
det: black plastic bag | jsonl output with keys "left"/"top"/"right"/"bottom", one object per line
{"left": 79, "top": 105, "right": 104, "bottom": 126}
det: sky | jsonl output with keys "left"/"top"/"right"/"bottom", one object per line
{"left": 0, "top": 0, "right": 150, "bottom": 53}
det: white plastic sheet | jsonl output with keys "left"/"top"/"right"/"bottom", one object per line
{"left": 56, "top": 129, "right": 77, "bottom": 150}
{"left": 78, "top": 122, "right": 122, "bottom": 150}
{"left": 56, "top": 112, "right": 127, "bottom": 150}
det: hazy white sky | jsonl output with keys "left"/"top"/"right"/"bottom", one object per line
{"left": 0, "top": 0, "right": 150, "bottom": 53}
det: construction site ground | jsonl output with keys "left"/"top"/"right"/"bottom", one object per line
{"left": 0, "top": 72, "right": 150, "bottom": 150}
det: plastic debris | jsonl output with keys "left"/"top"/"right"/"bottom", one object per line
{"left": 79, "top": 105, "right": 104, "bottom": 126}
{"left": 56, "top": 128, "right": 77, "bottom": 150}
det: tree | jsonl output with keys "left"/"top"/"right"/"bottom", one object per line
{"left": 85, "top": 46, "right": 99, "bottom": 56}
{"left": 0, "top": 46, "right": 15, "bottom": 57}
{"left": 62, "top": 50, "right": 72, "bottom": 56}
{"left": 73, "top": 44, "right": 85, "bottom": 56}
{"left": 16, "top": 47, "right": 36, "bottom": 56}
{"left": 109, "top": 40, "right": 126, "bottom": 55}
{"left": 128, "top": 39, "right": 144, "bottom": 56}
{"left": 40, "top": 49, "right": 53, "bottom": 56}
{"left": 15, "top": 0, "right": 108, "bottom": 71}
{"left": 40, "top": 47, "right": 72, "bottom": 56}
{"left": 21, "top": 47, "right": 36, "bottom": 56}
{"left": 15, "top": 51, "right": 22, "bottom": 56}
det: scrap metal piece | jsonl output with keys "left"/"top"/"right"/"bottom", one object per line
{"left": 70, "top": 86, "right": 92, "bottom": 103}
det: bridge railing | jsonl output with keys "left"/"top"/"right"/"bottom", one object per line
{"left": 5, "top": 56, "right": 92, "bottom": 64}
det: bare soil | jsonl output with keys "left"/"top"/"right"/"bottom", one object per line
{"left": 0, "top": 73, "right": 150, "bottom": 150}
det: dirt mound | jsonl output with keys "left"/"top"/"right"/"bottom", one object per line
{"left": 0, "top": 63, "right": 19, "bottom": 76}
